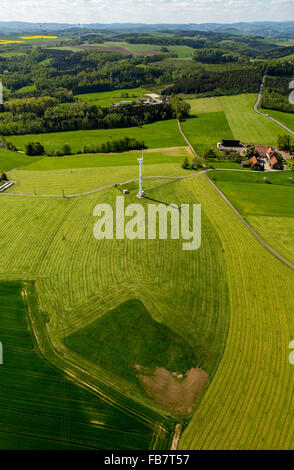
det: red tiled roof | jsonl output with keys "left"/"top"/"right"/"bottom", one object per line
{"left": 270, "top": 156, "right": 279, "bottom": 166}
{"left": 255, "top": 146, "right": 268, "bottom": 156}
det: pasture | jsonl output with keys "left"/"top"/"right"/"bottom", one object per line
{"left": 6, "top": 147, "right": 194, "bottom": 195}
{"left": 208, "top": 170, "right": 294, "bottom": 263}
{"left": 75, "top": 41, "right": 194, "bottom": 59}
{"left": 181, "top": 111, "right": 234, "bottom": 155}
{"left": 260, "top": 109, "right": 294, "bottom": 131}
{"left": 8, "top": 119, "right": 186, "bottom": 154}
{"left": 21, "top": 147, "right": 191, "bottom": 171}
{"left": 185, "top": 94, "right": 289, "bottom": 152}
{"left": 75, "top": 88, "right": 150, "bottom": 108}
{"left": 0, "top": 148, "right": 40, "bottom": 172}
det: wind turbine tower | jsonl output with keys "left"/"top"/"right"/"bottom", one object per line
{"left": 137, "top": 151, "right": 145, "bottom": 198}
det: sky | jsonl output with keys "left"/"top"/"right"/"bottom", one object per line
{"left": 0, "top": 0, "right": 293, "bottom": 24}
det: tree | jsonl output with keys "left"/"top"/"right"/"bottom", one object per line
{"left": 170, "top": 97, "right": 191, "bottom": 120}
{"left": 277, "top": 134, "right": 294, "bottom": 152}
{"left": 1, "top": 173, "right": 8, "bottom": 181}
{"left": 244, "top": 146, "right": 260, "bottom": 159}
{"left": 203, "top": 148, "right": 217, "bottom": 160}
{"left": 25, "top": 142, "right": 45, "bottom": 156}
{"left": 191, "top": 156, "right": 200, "bottom": 170}
{"left": 62, "top": 144, "right": 72, "bottom": 155}
{"left": 182, "top": 157, "right": 190, "bottom": 169}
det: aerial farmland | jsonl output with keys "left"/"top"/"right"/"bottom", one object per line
{"left": 0, "top": 11, "right": 294, "bottom": 457}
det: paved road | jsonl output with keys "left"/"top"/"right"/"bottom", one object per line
{"left": 254, "top": 76, "right": 294, "bottom": 136}
{"left": 176, "top": 121, "right": 294, "bottom": 271}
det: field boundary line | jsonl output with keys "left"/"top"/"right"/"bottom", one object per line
{"left": 0, "top": 171, "right": 207, "bottom": 198}
{"left": 22, "top": 284, "right": 174, "bottom": 448}
{"left": 177, "top": 119, "right": 202, "bottom": 162}
{"left": 205, "top": 173, "right": 294, "bottom": 270}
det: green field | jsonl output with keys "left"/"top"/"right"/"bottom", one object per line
{"left": 65, "top": 299, "right": 198, "bottom": 396}
{"left": 6, "top": 147, "right": 194, "bottom": 195}
{"left": 0, "top": 148, "right": 40, "bottom": 172}
{"left": 90, "top": 41, "right": 194, "bottom": 59}
{"left": 181, "top": 111, "right": 234, "bottom": 155}
{"left": 180, "top": 175, "right": 294, "bottom": 449}
{"left": 8, "top": 120, "right": 186, "bottom": 154}
{"left": 260, "top": 108, "right": 294, "bottom": 131}
{"left": 208, "top": 170, "right": 294, "bottom": 264}
{"left": 0, "top": 282, "right": 165, "bottom": 449}
{"left": 51, "top": 41, "right": 194, "bottom": 59}
{"left": 184, "top": 94, "right": 291, "bottom": 154}
{"left": 76, "top": 88, "right": 150, "bottom": 108}
{"left": 0, "top": 175, "right": 231, "bottom": 426}
{"left": 208, "top": 162, "right": 245, "bottom": 169}
{"left": 21, "top": 147, "right": 190, "bottom": 171}
{"left": 1, "top": 156, "right": 294, "bottom": 448}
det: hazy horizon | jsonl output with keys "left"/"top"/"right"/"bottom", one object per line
{"left": 1, "top": 0, "right": 293, "bottom": 25}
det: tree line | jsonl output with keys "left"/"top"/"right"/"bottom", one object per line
{"left": 23, "top": 136, "right": 146, "bottom": 157}
{"left": 0, "top": 101, "right": 175, "bottom": 136}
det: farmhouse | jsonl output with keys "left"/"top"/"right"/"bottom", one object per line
{"left": 270, "top": 155, "right": 283, "bottom": 170}
{"left": 242, "top": 156, "right": 264, "bottom": 171}
{"left": 250, "top": 156, "right": 264, "bottom": 171}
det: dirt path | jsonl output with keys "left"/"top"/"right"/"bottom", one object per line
{"left": 175, "top": 122, "right": 294, "bottom": 271}
{"left": 0, "top": 171, "right": 206, "bottom": 198}
{"left": 177, "top": 120, "right": 202, "bottom": 163}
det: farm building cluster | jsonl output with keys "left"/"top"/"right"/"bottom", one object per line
{"left": 217, "top": 140, "right": 284, "bottom": 171}
{"left": 112, "top": 96, "right": 170, "bottom": 107}
{"left": 245, "top": 146, "right": 284, "bottom": 171}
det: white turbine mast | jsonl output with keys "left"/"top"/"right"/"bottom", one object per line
{"left": 137, "top": 149, "right": 145, "bottom": 198}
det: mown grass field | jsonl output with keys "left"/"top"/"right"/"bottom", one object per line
{"left": 209, "top": 170, "right": 294, "bottom": 264}
{"left": 21, "top": 147, "right": 191, "bottom": 171}
{"left": 0, "top": 175, "right": 230, "bottom": 428}
{"left": 0, "top": 282, "right": 160, "bottom": 449}
{"left": 8, "top": 120, "right": 185, "bottom": 154}
{"left": 180, "top": 175, "right": 294, "bottom": 449}
{"left": 75, "top": 88, "right": 150, "bottom": 108}
{"left": 6, "top": 147, "right": 194, "bottom": 195}
{"left": 1, "top": 157, "right": 294, "bottom": 448}
{"left": 184, "top": 94, "right": 291, "bottom": 154}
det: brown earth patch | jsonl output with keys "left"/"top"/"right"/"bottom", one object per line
{"left": 136, "top": 366, "right": 208, "bottom": 416}
{"left": 72, "top": 45, "right": 159, "bottom": 56}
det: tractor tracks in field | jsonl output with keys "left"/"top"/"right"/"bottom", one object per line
{"left": 205, "top": 173, "right": 294, "bottom": 270}
{"left": 22, "top": 284, "right": 174, "bottom": 449}
{"left": 178, "top": 123, "right": 294, "bottom": 271}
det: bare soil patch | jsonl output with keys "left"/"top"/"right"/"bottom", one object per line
{"left": 72, "top": 45, "right": 158, "bottom": 56}
{"left": 136, "top": 366, "right": 208, "bottom": 416}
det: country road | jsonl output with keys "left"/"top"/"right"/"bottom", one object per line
{"left": 1, "top": 115, "right": 293, "bottom": 271}
{"left": 177, "top": 120, "right": 294, "bottom": 271}
{"left": 254, "top": 75, "right": 294, "bottom": 136}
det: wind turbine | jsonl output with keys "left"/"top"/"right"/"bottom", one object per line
{"left": 137, "top": 150, "right": 145, "bottom": 198}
